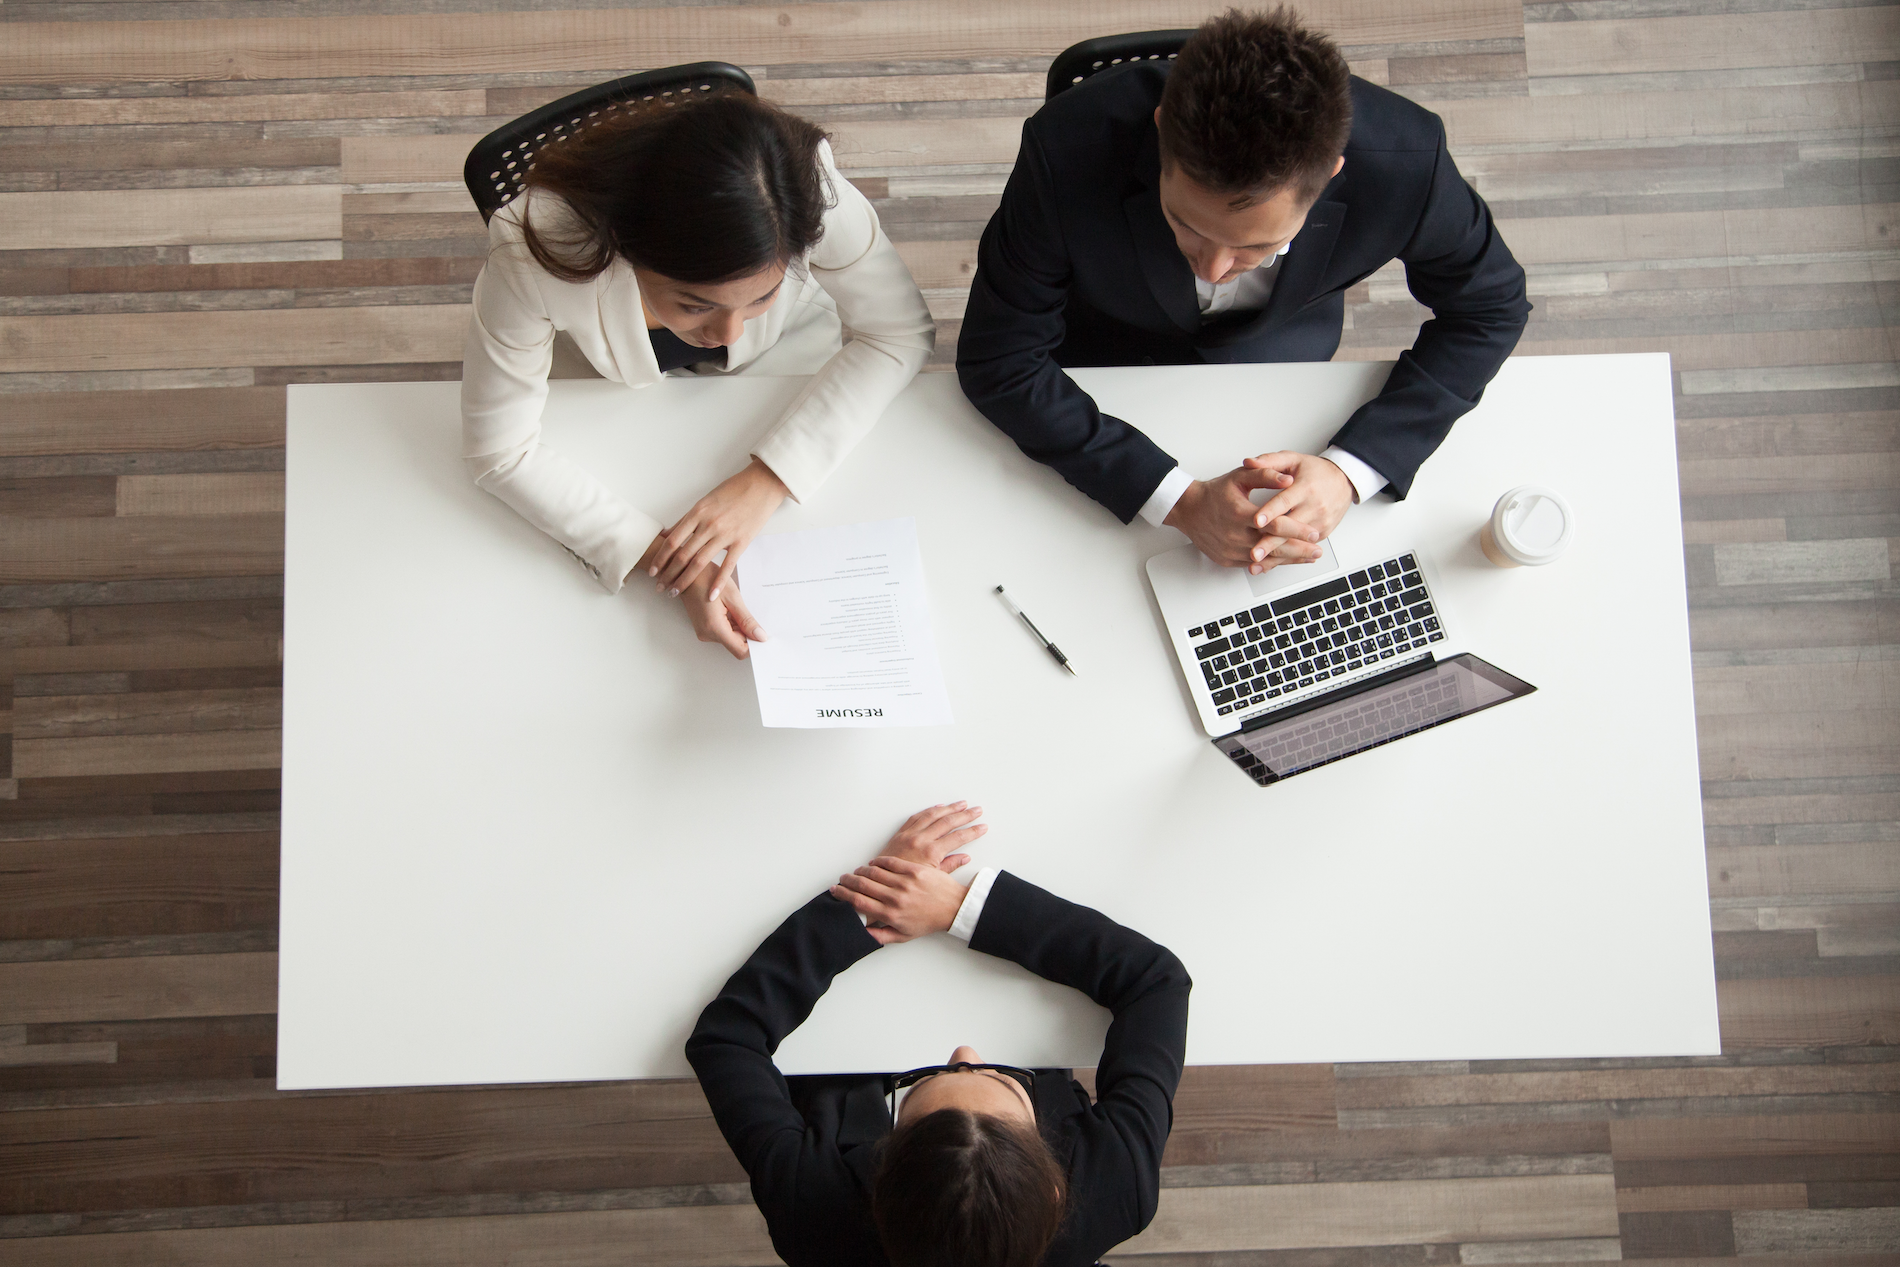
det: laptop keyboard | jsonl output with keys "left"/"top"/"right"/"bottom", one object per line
{"left": 1228, "top": 673, "right": 1464, "bottom": 783}
{"left": 1186, "top": 552, "right": 1446, "bottom": 718}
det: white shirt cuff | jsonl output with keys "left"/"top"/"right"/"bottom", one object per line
{"left": 1138, "top": 466, "right": 1195, "bottom": 528}
{"left": 946, "top": 866, "right": 1001, "bottom": 943}
{"left": 1319, "top": 446, "right": 1388, "bottom": 504}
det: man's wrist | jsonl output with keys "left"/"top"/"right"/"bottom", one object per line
{"left": 1146, "top": 467, "right": 1197, "bottom": 529}
{"left": 1317, "top": 446, "right": 1387, "bottom": 504}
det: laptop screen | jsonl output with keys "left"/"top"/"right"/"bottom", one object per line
{"left": 1215, "top": 653, "right": 1535, "bottom": 785}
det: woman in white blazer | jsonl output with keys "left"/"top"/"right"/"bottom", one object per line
{"left": 462, "top": 93, "right": 934, "bottom": 657}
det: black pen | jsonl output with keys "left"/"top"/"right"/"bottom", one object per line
{"left": 994, "top": 585, "right": 1076, "bottom": 676}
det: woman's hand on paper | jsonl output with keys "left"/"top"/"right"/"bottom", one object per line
{"left": 831, "top": 857, "right": 971, "bottom": 945}
{"left": 640, "top": 457, "right": 789, "bottom": 600}
{"left": 680, "top": 571, "right": 768, "bottom": 660}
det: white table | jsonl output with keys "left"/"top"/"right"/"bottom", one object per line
{"left": 279, "top": 355, "right": 1718, "bottom": 1090}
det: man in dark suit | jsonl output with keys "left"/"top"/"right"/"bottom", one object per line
{"left": 957, "top": 8, "right": 1531, "bottom": 575}
{"left": 685, "top": 802, "right": 1191, "bottom": 1267}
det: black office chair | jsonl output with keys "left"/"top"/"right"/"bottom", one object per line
{"left": 1045, "top": 30, "right": 1193, "bottom": 101}
{"left": 463, "top": 62, "right": 756, "bottom": 224}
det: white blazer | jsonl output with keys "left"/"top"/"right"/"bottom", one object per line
{"left": 461, "top": 139, "right": 935, "bottom": 593}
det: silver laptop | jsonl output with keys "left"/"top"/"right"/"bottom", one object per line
{"left": 1146, "top": 539, "right": 1534, "bottom": 781}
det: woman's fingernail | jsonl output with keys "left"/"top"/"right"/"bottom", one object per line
{"left": 668, "top": 587, "right": 679, "bottom": 598}
{"left": 708, "top": 588, "right": 721, "bottom": 601}
{"left": 647, "top": 567, "right": 658, "bottom": 576}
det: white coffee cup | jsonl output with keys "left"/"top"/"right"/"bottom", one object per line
{"left": 1480, "top": 485, "right": 1573, "bottom": 567}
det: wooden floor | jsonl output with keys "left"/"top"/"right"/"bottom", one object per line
{"left": 1, "top": 0, "right": 1897, "bottom": 1263}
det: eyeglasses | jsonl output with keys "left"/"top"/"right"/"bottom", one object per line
{"left": 886, "top": 1063, "right": 1037, "bottom": 1122}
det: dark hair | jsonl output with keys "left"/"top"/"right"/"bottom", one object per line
{"left": 517, "top": 92, "right": 831, "bottom": 284}
{"left": 1157, "top": 6, "right": 1354, "bottom": 206}
{"left": 873, "top": 1109, "right": 1067, "bottom": 1267}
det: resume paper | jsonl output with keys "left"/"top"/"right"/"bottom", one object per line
{"left": 737, "top": 517, "right": 954, "bottom": 728}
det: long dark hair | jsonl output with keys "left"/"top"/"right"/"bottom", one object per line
{"left": 873, "top": 1109, "right": 1068, "bottom": 1267}
{"left": 517, "top": 92, "right": 831, "bottom": 284}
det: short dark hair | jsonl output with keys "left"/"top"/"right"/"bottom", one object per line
{"left": 1157, "top": 6, "right": 1354, "bottom": 205}
{"left": 518, "top": 92, "right": 831, "bottom": 284}
{"left": 873, "top": 1109, "right": 1067, "bottom": 1267}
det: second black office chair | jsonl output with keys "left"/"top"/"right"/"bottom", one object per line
{"left": 463, "top": 62, "right": 756, "bottom": 225}
{"left": 1045, "top": 30, "right": 1193, "bottom": 101}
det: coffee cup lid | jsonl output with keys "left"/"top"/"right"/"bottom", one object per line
{"left": 1491, "top": 485, "right": 1573, "bottom": 565}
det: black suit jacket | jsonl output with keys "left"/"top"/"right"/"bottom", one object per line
{"left": 684, "top": 872, "right": 1192, "bottom": 1266}
{"left": 956, "top": 63, "right": 1531, "bottom": 521}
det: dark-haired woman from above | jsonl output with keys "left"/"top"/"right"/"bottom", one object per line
{"left": 461, "top": 94, "right": 934, "bottom": 657}
{"left": 686, "top": 803, "right": 1192, "bottom": 1267}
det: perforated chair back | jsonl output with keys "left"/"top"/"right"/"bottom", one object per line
{"left": 463, "top": 62, "right": 756, "bottom": 224}
{"left": 1045, "top": 30, "right": 1193, "bottom": 101}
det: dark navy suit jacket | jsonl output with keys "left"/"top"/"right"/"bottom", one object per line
{"left": 956, "top": 62, "right": 1532, "bottom": 521}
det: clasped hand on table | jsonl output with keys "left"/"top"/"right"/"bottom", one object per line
{"left": 1163, "top": 450, "right": 1355, "bottom": 575}
{"left": 633, "top": 448, "right": 1353, "bottom": 660}
{"left": 633, "top": 456, "right": 787, "bottom": 661}
{"left": 830, "top": 802, "right": 988, "bottom": 946}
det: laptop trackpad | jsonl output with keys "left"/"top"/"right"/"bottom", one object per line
{"left": 1246, "top": 538, "right": 1339, "bottom": 597}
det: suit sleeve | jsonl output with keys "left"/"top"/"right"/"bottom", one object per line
{"left": 956, "top": 125, "right": 1178, "bottom": 524}
{"left": 967, "top": 872, "right": 1190, "bottom": 1241}
{"left": 684, "top": 893, "right": 881, "bottom": 1232}
{"left": 1327, "top": 132, "right": 1531, "bottom": 498}
{"left": 751, "top": 140, "right": 935, "bottom": 503}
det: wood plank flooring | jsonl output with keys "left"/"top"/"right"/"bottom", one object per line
{"left": 0, "top": 0, "right": 1896, "bottom": 1262}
